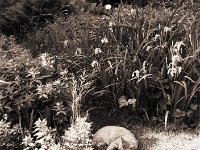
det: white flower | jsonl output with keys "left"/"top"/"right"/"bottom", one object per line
{"left": 22, "top": 135, "right": 35, "bottom": 147}
{"left": 105, "top": 4, "right": 111, "bottom": 10}
{"left": 45, "top": 83, "right": 53, "bottom": 94}
{"left": 101, "top": 37, "right": 108, "bottom": 44}
{"left": 142, "top": 61, "right": 147, "bottom": 74}
{"left": 118, "top": 95, "right": 128, "bottom": 108}
{"left": 40, "top": 53, "right": 49, "bottom": 60}
{"left": 108, "top": 21, "right": 115, "bottom": 32}
{"left": 146, "top": 45, "right": 152, "bottom": 52}
{"left": 130, "top": 9, "right": 136, "bottom": 14}
{"left": 35, "top": 137, "right": 45, "bottom": 145}
{"left": 167, "top": 68, "right": 176, "bottom": 77}
{"left": 36, "top": 84, "right": 48, "bottom": 98}
{"left": 135, "top": 70, "right": 140, "bottom": 78}
{"left": 60, "top": 69, "right": 68, "bottom": 76}
{"left": 3, "top": 114, "right": 8, "bottom": 120}
{"left": 109, "top": 21, "right": 115, "bottom": 27}
{"left": 94, "top": 48, "right": 102, "bottom": 55}
{"left": 63, "top": 40, "right": 68, "bottom": 48}
{"left": 178, "top": 66, "right": 182, "bottom": 74}
{"left": 75, "top": 48, "right": 82, "bottom": 55}
{"left": 91, "top": 60, "right": 98, "bottom": 68}
{"left": 172, "top": 54, "right": 181, "bottom": 67}
{"left": 41, "top": 59, "right": 48, "bottom": 67}
{"left": 174, "top": 41, "right": 185, "bottom": 53}
{"left": 155, "top": 34, "right": 160, "bottom": 40}
{"left": 34, "top": 118, "right": 47, "bottom": 129}
{"left": 132, "top": 70, "right": 140, "bottom": 78}
{"left": 164, "top": 26, "right": 172, "bottom": 32}
{"left": 53, "top": 79, "right": 61, "bottom": 86}
{"left": 26, "top": 67, "right": 40, "bottom": 78}
{"left": 128, "top": 98, "right": 137, "bottom": 109}
{"left": 52, "top": 102, "right": 67, "bottom": 116}
{"left": 39, "top": 53, "right": 54, "bottom": 69}
{"left": 49, "top": 143, "right": 61, "bottom": 150}
{"left": 168, "top": 66, "right": 182, "bottom": 78}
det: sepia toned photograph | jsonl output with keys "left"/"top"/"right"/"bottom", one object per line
{"left": 0, "top": 0, "right": 200, "bottom": 149}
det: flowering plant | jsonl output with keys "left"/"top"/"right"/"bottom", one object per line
{"left": 22, "top": 117, "right": 93, "bottom": 150}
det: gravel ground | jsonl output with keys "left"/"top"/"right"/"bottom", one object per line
{"left": 139, "top": 129, "right": 200, "bottom": 150}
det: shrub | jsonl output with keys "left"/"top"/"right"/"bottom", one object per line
{"left": 0, "top": 119, "right": 21, "bottom": 149}
{"left": 22, "top": 117, "right": 93, "bottom": 150}
{"left": 0, "top": 0, "right": 72, "bottom": 40}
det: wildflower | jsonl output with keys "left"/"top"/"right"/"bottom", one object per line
{"left": 53, "top": 79, "right": 61, "bottom": 86}
{"left": 118, "top": 95, "right": 128, "bottom": 108}
{"left": 40, "top": 53, "right": 49, "bottom": 60}
{"left": 22, "top": 135, "right": 35, "bottom": 147}
{"left": 41, "top": 59, "right": 48, "bottom": 67}
{"left": 26, "top": 67, "right": 40, "bottom": 79}
{"left": 39, "top": 53, "right": 54, "bottom": 69}
{"left": 49, "top": 143, "right": 62, "bottom": 150}
{"left": 168, "top": 67, "right": 180, "bottom": 78}
{"left": 178, "top": 66, "right": 182, "bottom": 74}
{"left": 45, "top": 83, "right": 53, "bottom": 94}
{"left": 52, "top": 102, "right": 67, "bottom": 116}
{"left": 94, "top": 48, "right": 102, "bottom": 55}
{"left": 62, "top": 116, "right": 93, "bottom": 149}
{"left": 75, "top": 48, "right": 82, "bottom": 55}
{"left": 63, "top": 40, "right": 68, "bottom": 48}
{"left": 60, "top": 68, "right": 68, "bottom": 76}
{"left": 34, "top": 118, "right": 49, "bottom": 137}
{"left": 75, "top": 117, "right": 92, "bottom": 130}
{"left": 36, "top": 83, "right": 53, "bottom": 99}
{"left": 132, "top": 70, "right": 140, "bottom": 78}
{"left": 142, "top": 61, "right": 147, "bottom": 74}
{"left": 101, "top": 37, "right": 109, "bottom": 44}
{"left": 35, "top": 137, "right": 45, "bottom": 145}
{"left": 109, "top": 21, "right": 115, "bottom": 32}
{"left": 0, "top": 120, "right": 10, "bottom": 133}
{"left": 105, "top": 4, "right": 112, "bottom": 10}
{"left": 3, "top": 114, "right": 8, "bottom": 120}
{"left": 146, "top": 45, "right": 152, "bottom": 52}
{"left": 172, "top": 54, "right": 181, "bottom": 67}
{"left": 109, "top": 21, "right": 115, "bottom": 27}
{"left": 36, "top": 84, "right": 48, "bottom": 98}
{"left": 102, "top": 16, "right": 110, "bottom": 20}
{"left": 190, "top": 103, "right": 198, "bottom": 110}
{"left": 130, "top": 9, "right": 136, "bottom": 15}
{"left": 34, "top": 118, "right": 47, "bottom": 129}
{"left": 173, "top": 41, "right": 185, "bottom": 53}
{"left": 128, "top": 98, "right": 137, "bottom": 109}
{"left": 173, "top": 109, "right": 185, "bottom": 118}
{"left": 154, "top": 34, "right": 160, "bottom": 40}
{"left": 164, "top": 26, "right": 172, "bottom": 33}
{"left": 91, "top": 60, "right": 99, "bottom": 68}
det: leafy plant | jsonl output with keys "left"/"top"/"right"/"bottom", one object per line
{"left": 22, "top": 117, "right": 93, "bottom": 150}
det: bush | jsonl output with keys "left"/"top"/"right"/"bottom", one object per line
{"left": 0, "top": 0, "right": 72, "bottom": 40}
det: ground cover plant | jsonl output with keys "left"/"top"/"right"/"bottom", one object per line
{"left": 0, "top": 0, "right": 200, "bottom": 149}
